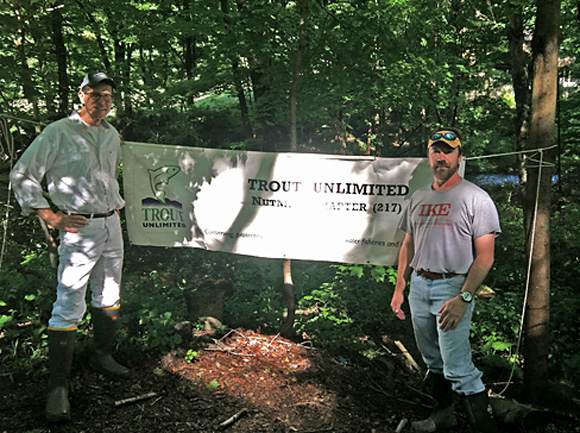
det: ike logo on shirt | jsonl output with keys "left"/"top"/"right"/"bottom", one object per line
{"left": 418, "top": 203, "right": 451, "bottom": 217}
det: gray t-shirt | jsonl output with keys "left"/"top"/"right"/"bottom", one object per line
{"left": 399, "top": 179, "right": 501, "bottom": 274}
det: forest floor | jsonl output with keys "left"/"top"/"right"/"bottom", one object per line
{"left": 1, "top": 328, "right": 579, "bottom": 433}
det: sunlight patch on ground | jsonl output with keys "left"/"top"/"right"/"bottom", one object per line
{"left": 160, "top": 328, "right": 337, "bottom": 428}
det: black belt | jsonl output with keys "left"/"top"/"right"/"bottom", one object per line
{"left": 416, "top": 269, "right": 466, "bottom": 280}
{"left": 64, "top": 210, "right": 115, "bottom": 219}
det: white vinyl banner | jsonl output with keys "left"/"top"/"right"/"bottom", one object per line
{"left": 122, "top": 142, "right": 435, "bottom": 266}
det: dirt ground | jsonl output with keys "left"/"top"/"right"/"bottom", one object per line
{"left": 1, "top": 328, "right": 579, "bottom": 433}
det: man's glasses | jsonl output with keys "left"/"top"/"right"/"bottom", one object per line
{"left": 431, "top": 131, "right": 458, "bottom": 141}
{"left": 85, "top": 92, "right": 114, "bottom": 103}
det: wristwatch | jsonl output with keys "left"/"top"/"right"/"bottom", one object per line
{"left": 460, "top": 291, "right": 474, "bottom": 303}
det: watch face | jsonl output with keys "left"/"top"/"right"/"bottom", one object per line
{"left": 461, "top": 291, "right": 473, "bottom": 302}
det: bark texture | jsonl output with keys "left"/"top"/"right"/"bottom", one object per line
{"left": 522, "top": 0, "right": 561, "bottom": 405}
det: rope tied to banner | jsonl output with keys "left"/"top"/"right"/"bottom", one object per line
{"left": 470, "top": 146, "right": 551, "bottom": 397}
{"left": 463, "top": 144, "right": 557, "bottom": 163}
{"left": 494, "top": 147, "right": 547, "bottom": 397}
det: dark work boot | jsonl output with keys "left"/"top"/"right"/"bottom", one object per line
{"left": 462, "top": 391, "right": 499, "bottom": 433}
{"left": 90, "top": 306, "right": 129, "bottom": 378}
{"left": 412, "top": 372, "right": 457, "bottom": 432}
{"left": 46, "top": 329, "right": 76, "bottom": 423}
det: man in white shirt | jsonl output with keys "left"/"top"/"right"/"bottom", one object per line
{"left": 10, "top": 72, "right": 128, "bottom": 423}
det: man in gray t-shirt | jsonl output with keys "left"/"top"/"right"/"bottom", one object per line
{"left": 390, "top": 128, "right": 500, "bottom": 433}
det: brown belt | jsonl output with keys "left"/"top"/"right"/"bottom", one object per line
{"left": 416, "top": 269, "right": 466, "bottom": 280}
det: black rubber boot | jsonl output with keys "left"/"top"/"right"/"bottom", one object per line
{"left": 461, "top": 391, "right": 499, "bottom": 433}
{"left": 90, "top": 307, "right": 129, "bottom": 378}
{"left": 46, "top": 329, "right": 76, "bottom": 423}
{"left": 412, "top": 372, "right": 457, "bottom": 432}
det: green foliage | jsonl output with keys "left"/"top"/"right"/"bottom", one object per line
{"left": 559, "top": 90, "right": 580, "bottom": 187}
{"left": 473, "top": 294, "right": 522, "bottom": 363}
{"left": 224, "top": 257, "right": 336, "bottom": 330}
{"left": 0, "top": 0, "right": 579, "bottom": 396}
{"left": 224, "top": 261, "right": 284, "bottom": 329}
{"left": 295, "top": 264, "right": 402, "bottom": 356}
{"left": 206, "top": 379, "right": 221, "bottom": 390}
{"left": 121, "top": 270, "right": 187, "bottom": 352}
{"left": 136, "top": 310, "right": 183, "bottom": 351}
{"left": 0, "top": 0, "right": 531, "bottom": 154}
{"left": 185, "top": 349, "right": 199, "bottom": 363}
{"left": 472, "top": 181, "right": 580, "bottom": 389}
{"left": 0, "top": 247, "right": 53, "bottom": 376}
{"left": 548, "top": 200, "right": 580, "bottom": 388}
{"left": 484, "top": 184, "right": 527, "bottom": 290}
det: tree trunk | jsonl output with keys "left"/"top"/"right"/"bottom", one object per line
{"left": 15, "top": 8, "right": 40, "bottom": 124}
{"left": 522, "top": 0, "right": 561, "bottom": 405}
{"left": 220, "top": 0, "right": 253, "bottom": 138}
{"left": 183, "top": 35, "right": 196, "bottom": 107}
{"left": 279, "top": 259, "right": 296, "bottom": 338}
{"left": 280, "top": 0, "right": 309, "bottom": 338}
{"left": 182, "top": 0, "right": 196, "bottom": 107}
{"left": 508, "top": 6, "right": 531, "bottom": 183}
{"left": 232, "top": 60, "right": 253, "bottom": 138}
{"left": 289, "top": 0, "right": 309, "bottom": 153}
{"left": 76, "top": 1, "right": 111, "bottom": 71}
{"left": 51, "top": 7, "right": 69, "bottom": 117}
{"left": 110, "top": 26, "right": 134, "bottom": 140}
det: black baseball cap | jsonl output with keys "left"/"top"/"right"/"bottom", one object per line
{"left": 80, "top": 72, "right": 116, "bottom": 90}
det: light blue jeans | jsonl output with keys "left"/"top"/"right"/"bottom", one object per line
{"left": 409, "top": 271, "right": 485, "bottom": 396}
{"left": 49, "top": 212, "right": 124, "bottom": 329}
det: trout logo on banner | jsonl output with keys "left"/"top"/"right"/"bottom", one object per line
{"left": 122, "top": 142, "right": 437, "bottom": 266}
{"left": 141, "top": 166, "right": 186, "bottom": 230}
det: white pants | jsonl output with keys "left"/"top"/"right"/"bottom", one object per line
{"left": 49, "top": 212, "right": 124, "bottom": 329}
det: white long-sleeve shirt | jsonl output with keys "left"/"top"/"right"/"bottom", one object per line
{"left": 10, "top": 111, "right": 125, "bottom": 216}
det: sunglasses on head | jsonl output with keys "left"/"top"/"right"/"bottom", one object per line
{"left": 431, "top": 131, "right": 458, "bottom": 141}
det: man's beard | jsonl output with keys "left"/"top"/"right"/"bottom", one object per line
{"left": 432, "top": 162, "right": 458, "bottom": 183}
